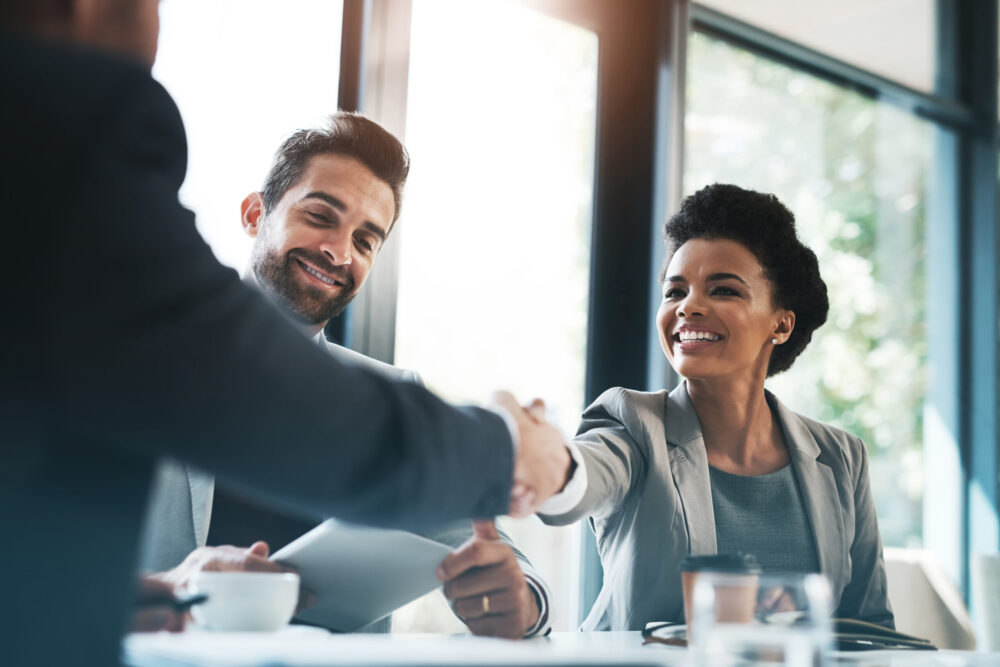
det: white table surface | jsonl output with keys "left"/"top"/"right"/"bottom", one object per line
{"left": 123, "top": 628, "right": 1000, "bottom": 666}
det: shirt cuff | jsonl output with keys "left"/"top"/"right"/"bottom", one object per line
{"left": 522, "top": 571, "right": 552, "bottom": 638}
{"left": 536, "top": 439, "right": 587, "bottom": 516}
{"left": 486, "top": 404, "right": 520, "bottom": 455}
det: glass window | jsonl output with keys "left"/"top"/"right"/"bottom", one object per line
{"left": 698, "top": 0, "right": 935, "bottom": 92}
{"left": 684, "top": 32, "right": 932, "bottom": 548}
{"left": 153, "top": 0, "right": 344, "bottom": 269}
{"left": 391, "top": 0, "right": 599, "bottom": 632}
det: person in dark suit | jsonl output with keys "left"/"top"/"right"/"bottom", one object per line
{"left": 0, "top": 2, "right": 572, "bottom": 665}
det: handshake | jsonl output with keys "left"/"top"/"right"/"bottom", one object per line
{"left": 489, "top": 391, "right": 576, "bottom": 518}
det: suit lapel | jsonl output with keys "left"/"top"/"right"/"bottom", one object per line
{"left": 769, "top": 392, "right": 847, "bottom": 589}
{"left": 666, "top": 383, "right": 718, "bottom": 555}
{"left": 186, "top": 465, "right": 215, "bottom": 548}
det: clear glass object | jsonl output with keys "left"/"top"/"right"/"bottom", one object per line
{"left": 691, "top": 572, "right": 834, "bottom": 667}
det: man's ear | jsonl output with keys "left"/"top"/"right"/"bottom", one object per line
{"left": 773, "top": 310, "right": 796, "bottom": 345}
{"left": 241, "top": 192, "right": 265, "bottom": 238}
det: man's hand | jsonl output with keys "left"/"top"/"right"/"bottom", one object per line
{"left": 152, "top": 541, "right": 315, "bottom": 611}
{"left": 436, "top": 520, "right": 540, "bottom": 639}
{"left": 131, "top": 576, "right": 185, "bottom": 633}
{"left": 490, "top": 391, "right": 572, "bottom": 517}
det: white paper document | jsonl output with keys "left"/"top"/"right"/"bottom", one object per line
{"left": 271, "top": 519, "right": 453, "bottom": 632}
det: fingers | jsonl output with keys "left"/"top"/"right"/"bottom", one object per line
{"left": 135, "top": 576, "right": 175, "bottom": 603}
{"left": 451, "top": 586, "right": 529, "bottom": 622}
{"left": 198, "top": 545, "right": 292, "bottom": 574}
{"left": 441, "top": 560, "right": 520, "bottom": 600}
{"left": 472, "top": 519, "right": 500, "bottom": 541}
{"left": 489, "top": 389, "right": 568, "bottom": 517}
{"left": 297, "top": 587, "right": 318, "bottom": 612}
{"left": 132, "top": 606, "right": 184, "bottom": 633}
{"left": 488, "top": 390, "right": 520, "bottom": 415}
{"left": 437, "top": 538, "right": 512, "bottom": 582}
{"left": 507, "top": 489, "right": 536, "bottom": 519}
{"left": 524, "top": 398, "right": 546, "bottom": 422}
{"left": 247, "top": 541, "right": 270, "bottom": 557}
{"left": 239, "top": 557, "right": 295, "bottom": 574}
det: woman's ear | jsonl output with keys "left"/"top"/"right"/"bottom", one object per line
{"left": 773, "top": 310, "right": 796, "bottom": 345}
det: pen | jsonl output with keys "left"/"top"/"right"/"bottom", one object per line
{"left": 136, "top": 592, "right": 209, "bottom": 612}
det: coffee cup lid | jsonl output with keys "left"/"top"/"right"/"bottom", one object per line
{"left": 680, "top": 552, "right": 761, "bottom": 574}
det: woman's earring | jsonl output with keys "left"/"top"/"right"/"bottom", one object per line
{"left": 771, "top": 338, "right": 778, "bottom": 345}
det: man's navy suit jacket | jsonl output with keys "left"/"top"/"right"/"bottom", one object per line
{"left": 0, "top": 31, "right": 513, "bottom": 666}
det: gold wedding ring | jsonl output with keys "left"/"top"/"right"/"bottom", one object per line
{"left": 481, "top": 594, "right": 490, "bottom": 614}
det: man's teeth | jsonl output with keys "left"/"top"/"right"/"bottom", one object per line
{"left": 678, "top": 331, "right": 722, "bottom": 342}
{"left": 302, "top": 264, "right": 340, "bottom": 286}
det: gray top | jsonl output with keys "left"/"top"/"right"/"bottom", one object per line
{"left": 710, "top": 464, "right": 820, "bottom": 574}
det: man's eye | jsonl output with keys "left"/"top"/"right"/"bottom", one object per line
{"left": 356, "top": 238, "right": 374, "bottom": 254}
{"left": 308, "top": 212, "right": 330, "bottom": 224}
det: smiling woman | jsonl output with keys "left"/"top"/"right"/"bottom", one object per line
{"left": 539, "top": 183, "right": 894, "bottom": 632}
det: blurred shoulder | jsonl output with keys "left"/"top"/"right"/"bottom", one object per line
{"left": 1, "top": 29, "right": 186, "bottom": 193}
{"left": 319, "top": 339, "right": 423, "bottom": 385}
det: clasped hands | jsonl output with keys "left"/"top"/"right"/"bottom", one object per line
{"left": 489, "top": 391, "right": 574, "bottom": 518}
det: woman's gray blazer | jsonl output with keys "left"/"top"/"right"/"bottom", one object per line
{"left": 540, "top": 382, "right": 893, "bottom": 631}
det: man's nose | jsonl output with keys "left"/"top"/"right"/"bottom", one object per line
{"left": 319, "top": 234, "right": 352, "bottom": 266}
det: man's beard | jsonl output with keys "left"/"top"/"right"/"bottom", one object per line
{"left": 251, "top": 247, "right": 357, "bottom": 326}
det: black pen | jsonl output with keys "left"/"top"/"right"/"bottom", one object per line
{"left": 136, "top": 592, "right": 209, "bottom": 612}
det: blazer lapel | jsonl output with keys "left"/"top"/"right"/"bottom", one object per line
{"left": 666, "top": 383, "right": 718, "bottom": 556}
{"left": 768, "top": 392, "right": 848, "bottom": 590}
{"left": 186, "top": 465, "right": 215, "bottom": 548}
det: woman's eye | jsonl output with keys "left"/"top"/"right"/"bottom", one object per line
{"left": 663, "top": 288, "right": 685, "bottom": 299}
{"left": 712, "top": 286, "right": 739, "bottom": 296}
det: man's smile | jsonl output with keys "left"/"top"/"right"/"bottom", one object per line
{"left": 295, "top": 257, "right": 346, "bottom": 289}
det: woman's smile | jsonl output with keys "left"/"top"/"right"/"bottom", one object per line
{"left": 673, "top": 325, "right": 725, "bottom": 352}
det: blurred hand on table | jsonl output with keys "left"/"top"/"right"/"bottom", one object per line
{"left": 131, "top": 576, "right": 186, "bottom": 633}
{"left": 150, "top": 541, "right": 315, "bottom": 611}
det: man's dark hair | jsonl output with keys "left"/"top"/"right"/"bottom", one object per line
{"left": 0, "top": 1, "right": 65, "bottom": 27}
{"left": 661, "top": 183, "right": 829, "bottom": 376}
{"left": 261, "top": 112, "right": 410, "bottom": 226}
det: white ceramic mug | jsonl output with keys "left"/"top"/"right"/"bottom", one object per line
{"left": 189, "top": 571, "right": 300, "bottom": 632}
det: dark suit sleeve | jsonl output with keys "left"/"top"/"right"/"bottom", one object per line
{"left": 47, "top": 76, "right": 513, "bottom": 528}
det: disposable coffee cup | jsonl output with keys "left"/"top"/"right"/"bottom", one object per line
{"left": 680, "top": 553, "right": 761, "bottom": 636}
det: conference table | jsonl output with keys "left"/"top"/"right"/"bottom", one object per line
{"left": 124, "top": 628, "right": 1000, "bottom": 666}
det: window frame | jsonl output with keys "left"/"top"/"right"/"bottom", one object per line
{"left": 331, "top": 0, "right": 999, "bottom": 621}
